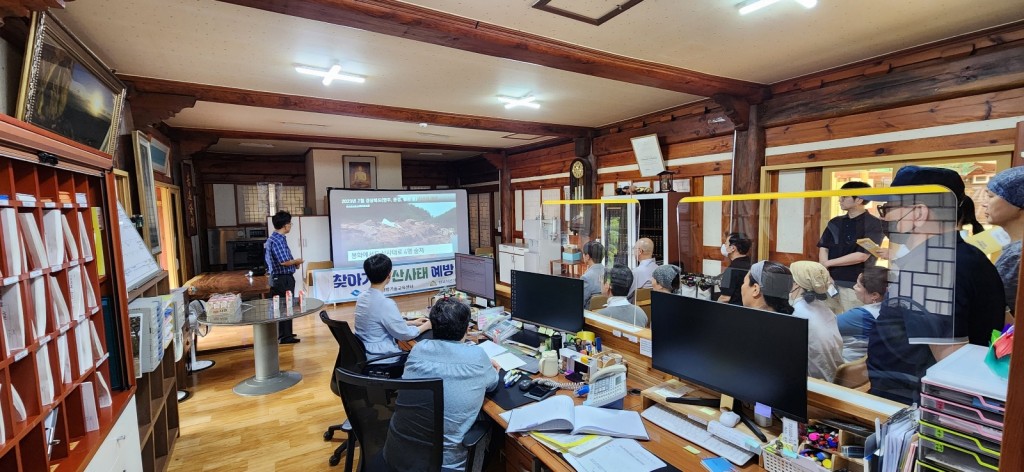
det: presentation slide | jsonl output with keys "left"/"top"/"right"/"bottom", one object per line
{"left": 328, "top": 189, "right": 470, "bottom": 267}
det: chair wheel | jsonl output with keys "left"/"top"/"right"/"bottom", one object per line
{"left": 324, "top": 430, "right": 334, "bottom": 441}
{"left": 328, "top": 454, "right": 341, "bottom": 467}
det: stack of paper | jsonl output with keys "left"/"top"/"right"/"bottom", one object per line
{"left": 1, "top": 284, "right": 26, "bottom": 355}
{"left": 75, "top": 193, "right": 88, "bottom": 206}
{"left": 478, "top": 340, "right": 527, "bottom": 371}
{"left": 96, "top": 371, "right": 112, "bottom": 408}
{"left": 42, "top": 209, "right": 64, "bottom": 267}
{"left": 531, "top": 431, "right": 612, "bottom": 455}
{"left": 75, "top": 322, "right": 92, "bottom": 376}
{"left": 563, "top": 438, "right": 665, "bottom": 472}
{"left": 15, "top": 193, "right": 35, "bottom": 203}
{"left": 89, "top": 319, "right": 106, "bottom": 364}
{"left": 0, "top": 208, "right": 22, "bottom": 276}
{"left": 77, "top": 212, "right": 93, "bottom": 260}
{"left": 80, "top": 382, "right": 99, "bottom": 431}
{"left": 68, "top": 267, "right": 84, "bottom": 321}
{"left": 18, "top": 212, "right": 50, "bottom": 270}
{"left": 11, "top": 385, "right": 26, "bottom": 421}
{"left": 82, "top": 267, "right": 97, "bottom": 310}
{"left": 50, "top": 275, "right": 71, "bottom": 327}
{"left": 57, "top": 334, "right": 72, "bottom": 384}
{"left": 36, "top": 345, "right": 55, "bottom": 405}
{"left": 29, "top": 277, "right": 47, "bottom": 340}
{"left": 61, "top": 214, "right": 79, "bottom": 260}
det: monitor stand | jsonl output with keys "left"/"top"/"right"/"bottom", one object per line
{"left": 734, "top": 402, "right": 768, "bottom": 442}
{"left": 509, "top": 329, "right": 546, "bottom": 349}
{"left": 665, "top": 396, "right": 721, "bottom": 407}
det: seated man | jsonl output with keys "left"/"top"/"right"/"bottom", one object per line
{"left": 384, "top": 298, "right": 500, "bottom": 471}
{"left": 580, "top": 240, "right": 605, "bottom": 309}
{"left": 354, "top": 254, "right": 431, "bottom": 363}
{"left": 629, "top": 238, "right": 659, "bottom": 299}
{"left": 836, "top": 266, "right": 887, "bottom": 362}
{"left": 599, "top": 264, "right": 649, "bottom": 327}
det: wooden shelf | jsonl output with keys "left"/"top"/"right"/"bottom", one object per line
{"left": 0, "top": 117, "right": 134, "bottom": 472}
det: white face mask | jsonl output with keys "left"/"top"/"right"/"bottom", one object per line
{"left": 720, "top": 243, "right": 730, "bottom": 258}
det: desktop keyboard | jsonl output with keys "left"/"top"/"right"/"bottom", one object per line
{"left": 641, "top": 404, "right": 755, "bottom": 466}
{"left": 402, "top": 310, "right": 428, "bottom": 320}
{"left": 584, "top": 312, "right": 643, "bottom": 333}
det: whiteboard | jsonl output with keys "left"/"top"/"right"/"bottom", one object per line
{"left": 116, "top": 202, "right": 162, "bottom": 291}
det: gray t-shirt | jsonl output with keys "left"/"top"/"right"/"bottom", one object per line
{"left": 996, "top": 240, "right": 1021, "bottom": 313}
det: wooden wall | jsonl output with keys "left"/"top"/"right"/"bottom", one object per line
{"left": 401, "top": 159, "right": 456, "bottom": 188}
{"left": 192, "top": 153, "right": 306, "bottom": 186}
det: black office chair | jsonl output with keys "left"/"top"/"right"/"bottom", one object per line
{"left": 320, "top": 311, "right": 409, "bottom": 468}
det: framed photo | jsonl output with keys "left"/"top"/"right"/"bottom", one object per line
{"left": 133, "top": 131, "right": 162, "bottom": 255}
{"left": 181, "top": 160, "right": 199, "bottom": 236}
{"left": 17, "top": 12, "right": 126, "bottom": 155}
{"left": 343, "top": 155, "right": 376, "bottom": 189}
{"left": 148, "top": 136, "right": 171, "bottom": 177}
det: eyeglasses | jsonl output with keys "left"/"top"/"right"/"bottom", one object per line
{"left": 877, "top": 204, "right": 907, "bottom": 218}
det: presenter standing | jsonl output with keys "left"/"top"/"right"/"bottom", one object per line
{"left": 266, "top": 211, "right": 303, "bottom": 344}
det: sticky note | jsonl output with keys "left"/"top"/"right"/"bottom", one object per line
{"left": 699, "top": 407, "right": 717, "bottom": 415}
{"left": 684, "top": 445, "right": 700, "bottom": 455}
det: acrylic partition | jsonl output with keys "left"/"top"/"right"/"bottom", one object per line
{"left": 669, "top": 184, "right": 991, "bottom": 404}
{"left": 541, "top": 198, "right": 650, "bottom": 329}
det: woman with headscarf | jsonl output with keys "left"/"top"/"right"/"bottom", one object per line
{"left": 788, "top": 261, "right": 844, "bottom": 382}
{"left": 984, "top": 167, "right": 1024, "bottom": 315}
{"left": 651, "top": 264, "right": 682, "bottom": 295}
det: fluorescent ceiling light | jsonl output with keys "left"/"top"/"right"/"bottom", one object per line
{"left": 239, "top": 142, "right": 275, "bottom": 148}
{"left": 295, "top": 64, "right": 366, "bottom": 85}
{"left": 497, "top": 94, "right": 540, "bottom": 109}
{"left": 737, "top": 0, "right": 815, "bottom": 15}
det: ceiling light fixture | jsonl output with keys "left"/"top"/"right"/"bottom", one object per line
{"left": 239, "top": 142, "right": 275, "bottom": 148}
{"left": 497, "top": 94, "right": 540, "bottom": 110}
{"left": 737, "top": 0, "right": 816, "bottom": 15}
{"left": 295, "top": 64, "right": 366, "bottom": 85}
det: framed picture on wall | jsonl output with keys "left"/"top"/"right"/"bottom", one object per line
{"left": 132, "top": 131, "right": 162, "bottom": 255}
{"left": 16, "top": 12, "right": 126, "bottom": 155}
{"left": 148, "top": 136, "right": 171, "bottom": 177}
{"left": 343, "top": 155, "right": 376, "bottom": 189}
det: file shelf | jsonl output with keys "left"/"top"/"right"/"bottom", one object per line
{"left": 0, "top": 116, "right": 135, "bottom": 472}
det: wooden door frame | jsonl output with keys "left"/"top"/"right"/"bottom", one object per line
{"left": 156, "top": 182, "right": 187, "bottom": 288}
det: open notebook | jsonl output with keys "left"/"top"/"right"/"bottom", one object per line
{"left": 506, "top": 395, "right": 649, "bottom": 440}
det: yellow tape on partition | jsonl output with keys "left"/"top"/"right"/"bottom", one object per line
{"left": 543, "top": 199, "right": 640, "bottom": 205}
{"left": 680, "top": 184, "right": 952, "bottom": 203}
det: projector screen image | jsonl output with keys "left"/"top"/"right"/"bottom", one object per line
{"left": 328, "top": 189, "right": 470, "bottom": 267}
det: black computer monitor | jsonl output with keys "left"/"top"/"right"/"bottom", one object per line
{"left": 511, "top": 270, "right": 584, "bottom": 333}
{"left": 455, "top": 253, "right": 496, "bottom": 302}
{"left": 651, "top": 291, "right": 809, "bottom": 422}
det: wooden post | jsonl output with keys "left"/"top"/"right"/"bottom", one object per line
{"left": 730, "top": 104, "right": 765, "bottom": 255}
{"left": 999, "top": 120, "right": 1024, "bottom": 472}
{"left": 483, "top": 152, "right": 513, "bottom": 244}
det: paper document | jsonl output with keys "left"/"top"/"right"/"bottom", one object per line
{"left": 478, "top": 340, "right": 508, "bottom": 358}
{"left": 563, "top": 438, "right": 665, "bottom": 472}
{"left": 492, "top": 352, "right": 526, "bottom": 371}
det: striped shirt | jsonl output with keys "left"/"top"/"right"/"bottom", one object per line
{"left": 264, "top": 232, "right": 295, "bottom": 275}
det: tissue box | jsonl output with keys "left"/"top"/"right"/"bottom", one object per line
{"left": 562, "top": 251, "right": 581, "bottom": 262}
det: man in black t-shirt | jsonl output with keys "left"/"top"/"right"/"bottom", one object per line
{"left": 717, "top": 232, "right": 752, "bottom": 306}
{"left": 818, "top": 181, "right": 884, "bottom": 313}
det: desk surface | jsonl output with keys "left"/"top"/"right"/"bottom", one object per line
{"left": 482, "top": 375, "right": 765, "bottom": 472}
{"left": 199, "top": 297, "right": 325, "bottom": 326}
{"left": 184, "top": 270, "right": 270, "bottom": 300}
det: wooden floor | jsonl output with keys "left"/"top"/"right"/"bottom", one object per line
{"left": 167, "top": 292, "right": 434, "bottom": 472}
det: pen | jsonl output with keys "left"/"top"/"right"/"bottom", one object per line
{"left": 595, "top": 337, "right": 602, "bottom": 352}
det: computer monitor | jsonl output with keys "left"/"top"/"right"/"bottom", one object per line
{"left": 455, "top": 253, "right": 495, "bottom": 302}
{"left": 651, "top": 291, "right": 809, "bottom": 422}
{"left": 511, "top": 270, "right": 584, "bottom": 333}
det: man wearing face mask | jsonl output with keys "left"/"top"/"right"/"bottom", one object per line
{"left": 717, "top": 232, "right": 752, "bottom": 305}
{"left": 864, "top": 166, "right": 1004, "bottom": 404}
{"left": 818, "top": 181, "right": 884, "bottom": 313}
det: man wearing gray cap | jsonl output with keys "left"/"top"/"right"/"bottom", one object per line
{"left": 984, "top": 166, "right": 1024, "bottom": 314}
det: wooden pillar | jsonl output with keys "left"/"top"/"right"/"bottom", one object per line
{"left": 999, "top": 120, "right": 1024, "bottom": 472}
{"left": 484, "top": 152, "right": 513, "bottom": 244}
{"left": 730, "top": 104, "right": 765, "bottom": 255}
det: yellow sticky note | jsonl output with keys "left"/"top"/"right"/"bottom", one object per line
{"left": 699, "top": 407, "right": 717, "bottom": 415}
{"left": 684, "top": 445, "right": 700, "bottom": 455}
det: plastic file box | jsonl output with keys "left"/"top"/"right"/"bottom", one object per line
{"left": 918, "top": 421, "right": 999, "bottom": 458}
{"left": 920, "top": 409, "right": 1001, "bottom": 443}
{"left": 920, "top": 394, "right": 1003, "bottom": 430}
{"left": 921, "top": 380, "right": 1004, "bottom": 417}
{"left": 917, "top": 435, "right": 998, "bottom": 472}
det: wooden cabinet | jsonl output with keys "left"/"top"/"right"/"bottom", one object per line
{"left": 0, "top": 116, "right": 136, "bottom": 471}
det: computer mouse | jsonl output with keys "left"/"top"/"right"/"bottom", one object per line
{"left": 518, "top": 379, "right": 534, "bottom": 391}
{"left": 720, "top": 411, "right": 741, "bottom": 428}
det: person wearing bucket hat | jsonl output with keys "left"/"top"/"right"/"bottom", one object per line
{"left": 788, "top": 261, "right": 844, "bottom": 382}
{"left": 862, "top": 165, "right": 1004, "bottom": 404}
{"left": 984, "top": 166, "right": 1024, "bottom": 314}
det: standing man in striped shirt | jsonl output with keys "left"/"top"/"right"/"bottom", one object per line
{"left": 266, "top": 211, "right": 303, "bottom": 344}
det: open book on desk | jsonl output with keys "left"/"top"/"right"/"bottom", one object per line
{"left": 506, "top": 395, "right": 649, "bottom": 440}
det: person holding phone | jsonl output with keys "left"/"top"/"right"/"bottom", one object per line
{"left": 818, "top": 181, "right": 885, "bottom": 313}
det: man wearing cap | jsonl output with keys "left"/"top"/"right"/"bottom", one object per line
{"left": 866, "top": 166, "right": 1004, "bottom": 404}
{"left": 983, "top": 167, "right": 1024, "bottom": 315}
{"left": 817, "top": 181, "right": 885, "bottom": 313}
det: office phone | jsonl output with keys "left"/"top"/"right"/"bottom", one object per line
{"left": 583, "top": 364, "right": 628, "bottom": 408}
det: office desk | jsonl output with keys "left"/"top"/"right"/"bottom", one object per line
{"left": 482, "top": 375, "right": 765, "bottom": 472}
{"left": 199, "top": 297, "right": 324, "bottom": 395}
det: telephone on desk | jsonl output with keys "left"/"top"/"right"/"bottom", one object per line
{"left": 583, "top": 364, "right": 628, "bottom": 409}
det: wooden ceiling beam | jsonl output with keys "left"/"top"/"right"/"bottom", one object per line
{"left": 119, "top": 75, "right": 589, "bottom": 137}
{"left": 170, "top": 127, "right": 498, "bottom": 153}
{"left": 0, "top": 0, "right": 73, "bottom": 21}
{"left": 216, "top": 0, "right": 768, "bottom": 102}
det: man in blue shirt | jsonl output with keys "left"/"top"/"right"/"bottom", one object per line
{"left": 265, "top": 211, "right": 303, "bottom": 344}
{"left": 384, "top": 298, "right": 499, "bottom": 471}
{"left": 354, "top": 254, "right": 431, "bottom": 362}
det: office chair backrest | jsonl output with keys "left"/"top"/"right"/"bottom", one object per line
{"left": 320, "top": 311, "right": 369, "bottom": 396}
{"left": 589, "top": 295, "right": 608, "bottom": 311}
{"left": 335, "top": 368, "right": 444, "bottom": 472}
